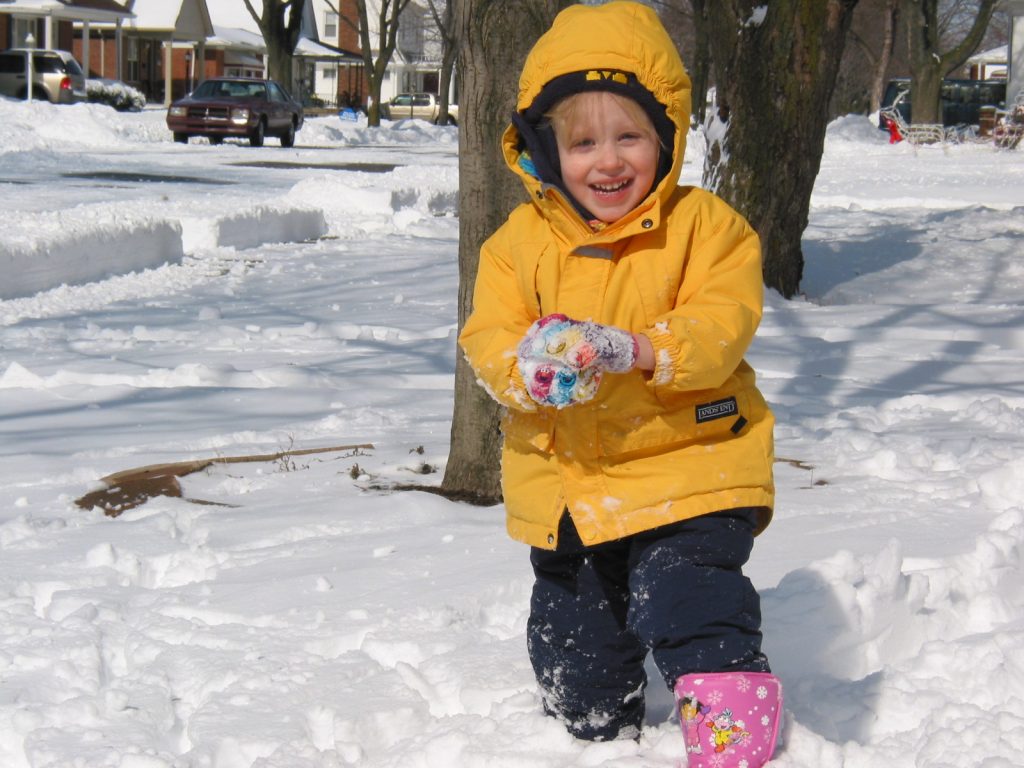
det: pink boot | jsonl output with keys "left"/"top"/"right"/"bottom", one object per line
{"left": 674, "top": 672, "right": 783, "bottom": 767}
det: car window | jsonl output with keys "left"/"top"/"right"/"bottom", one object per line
{"left": 267, "top": 82, "right": 286, "bottom": 102}
{"left": 414, "top": 95, "right": 430, "bottom": 106}
{"left": 62, "top": 57, "right": 84, "bottom": 77}
{"left": 0, "top": 54, "right": 20, "bottom": 74}
{"left": 393, "top": 95, "right": 411, "bottom": 107}
{"left": 192, "top": 80, "right": 219, "bottom": 98}
{"left": 32, "top": 54, "right": 64, "bottom": 74}
{"left": 248, "top": 84, "right": 267, "bottom": 99}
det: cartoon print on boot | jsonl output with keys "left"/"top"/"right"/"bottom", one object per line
{"left": 707, "top": 707, "right": 751, "bottom": 754}
{"left": 679, "top": 695, "right": 708, "bottom": 755}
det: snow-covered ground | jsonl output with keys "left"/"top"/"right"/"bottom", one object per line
{"left": 1, "top": 98, "right": 1023, "bottom": 768}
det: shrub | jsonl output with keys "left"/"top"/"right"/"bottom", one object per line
{"left": 86, "top": 79, "right": 147, "bottom": 112}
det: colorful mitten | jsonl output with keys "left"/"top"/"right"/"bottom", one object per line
{"left": 517, "top": 356, "right": 601, "bottom": 408}
{"left": 576, "top": 320, "right": 639, "bottom": 373}
{"left": 517, "top": 314, "right": 637, "bottom": 408}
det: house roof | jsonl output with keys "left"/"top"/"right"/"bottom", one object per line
{"left": 968, "top": 45, "right": 1007, "bottom": 65}
{"left": 206, "top": 24, "right": 361, "bottom": 63}
{"left": 207, "top": 23, "right": 263, "bottom": 51}
{"left": 204, "top": 0, "right": 262, "bottom": 34}
{"left": 0, "top": 0, "right": 133, "bottom": 22}
{"left": 295, "top": 36, "right": 360, "bottom": 62}
{"left": 122, "top": 0, "right": 213, "bottom": 39}
{"left": 204, "top": 0, "right": 319, "bottom": 41}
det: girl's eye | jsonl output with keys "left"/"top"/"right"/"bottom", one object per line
{"left": 572, "top": 138, "right": 595, "bottom": 149}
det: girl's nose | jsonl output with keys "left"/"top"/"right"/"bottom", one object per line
{"left": 594, "top": 141, "right": 624, "bottom": 172}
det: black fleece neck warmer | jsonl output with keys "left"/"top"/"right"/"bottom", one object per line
{"left": 513, "top": 69, "right": 676, "bottom": 222}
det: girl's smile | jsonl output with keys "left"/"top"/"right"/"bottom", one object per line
{"left": 553, "top": 92, "right": 660, "bottom": 224}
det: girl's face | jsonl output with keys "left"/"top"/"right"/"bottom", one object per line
{"left": 553, "top": 92, "right": 660, "bottom": 224}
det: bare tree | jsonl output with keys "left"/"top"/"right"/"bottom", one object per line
{"left": 243, "top": 0, "right": 307, "bottom": 87}
{"left": 327, "top": 0, "right": 413, "bottom": 126}
{"left": 441, "top": 0, "right": 570, "bottom": 503}
{"left": 841, "top": 0, "right": 900, "bottom": 114}
{"left": 703, "top": 1, "right": 860, "bottom": 299}
{"left": 425, "top": 0, "right": 458, "bottom": 125}
{"left": 899, "top": 0, "right": 998, "bottom": 124}
{"left": 650, "top": 1, "right": 707, "bottom": 125}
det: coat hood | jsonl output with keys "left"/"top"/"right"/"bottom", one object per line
{"left": 503, "top": 1, "right": 692, "bottom": 228}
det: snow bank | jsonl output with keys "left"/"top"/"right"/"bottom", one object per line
{"left": 0, "top": 203, "right": 330, "bottom": 301}
{"left": 0, "top": 212, "right": 183, "bottom": 300}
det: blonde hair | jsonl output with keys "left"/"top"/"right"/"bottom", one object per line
{"left": 546, "top": 91, "right": 661, "bottom": 149}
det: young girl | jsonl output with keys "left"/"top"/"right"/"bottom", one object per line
{"left": 459, "top": 3, "right": 782, "bottom": 763}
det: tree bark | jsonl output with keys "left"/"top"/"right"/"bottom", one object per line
{"left": 441, "top": 0, "right": 569, "bottom": 503}
{"left": 424, "top": 0, "right": 458, "bottom": 126}
{"left": 900, "top": 0, "right": 998, "bottom": 125}
{"left": 703, "top": 1, "right": 859, "bottom": 298}
{"left": 688, "top": 0, "right": 711, "bottom": 126}
{"left": 243, "top": 0, "right": 306, "bottom": 87}
{"left": 336, "top": 0, "right": 412, "bottom": 126}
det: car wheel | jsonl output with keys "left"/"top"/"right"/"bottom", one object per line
{"left": 249, "top": 119, "right": 266, "bottom": 147}
{"left": 209, "top": 136, "right": 224, "bottom": 145}
{"left": 280, "top": 121, "right": 296, "bottom": 148}
{"left": 173, "top": 132, "right": 189, "bottom": 144}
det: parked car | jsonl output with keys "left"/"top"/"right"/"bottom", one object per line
{"left": 166, "top": 77, "right": 304, "bottom": 147}
{"left": 878, "top": 77, "right": 1006, "bottom": 132}
{"left": 380, "top": 92, "right": 457, "bottom": 125}
{"left": 0, "top": 48, "right": 87, "bottom": 104}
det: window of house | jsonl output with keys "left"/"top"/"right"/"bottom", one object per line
{"left": 397, "top": 10, "right": 424, "bottom": 60}
{"left": 126, "top": 38, "right": 139, "bottom": 82}
{"left": 325, "top": 11, "right": 338, "bottom": 39}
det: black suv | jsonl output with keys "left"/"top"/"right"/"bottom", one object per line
{"left": 879, "top": 77, "right": 1007, "bottom": 131}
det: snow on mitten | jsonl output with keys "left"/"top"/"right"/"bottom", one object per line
{"left": 577, "top": 321, "right": 639, "bottom": 373}
{"left": 517, "top": 356, "right": 601, "bottom": 408}
{"left": 519, "top": 315, "right": 638, "bottom": 373}
{"left": 518, "top": 314, "right": 603, "bottom": 408}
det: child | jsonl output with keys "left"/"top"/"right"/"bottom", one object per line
{"left": 458, "top": 2, "right": 782, "bottom": 763}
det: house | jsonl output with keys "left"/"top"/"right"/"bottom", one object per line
{"left": 307, "top": 0, "right": 455, "bottom": 110}
{"left": 0, "top": 0, "right": 132, "bottom": 63}
{"left": 968, "top": 45, "right": 1008, "bottom": 81}
{"left": 204, "top": 0, "right": 362, "bottom": 108}
{"left": 305, "top": 0, "right": 365, "bottom": 108}
{"left": 4, "top": 0, "right": 428, "bottom": 113}
{"left": 70, "top": 0, "right": 214, "bottom": 104}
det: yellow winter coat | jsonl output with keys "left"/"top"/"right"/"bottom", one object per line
{"left": 458, "top": 1, "right": 775, "bottom": 549}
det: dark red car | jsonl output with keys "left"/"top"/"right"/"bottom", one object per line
{"left": 166, "top": 77, "right": 303, "bottom": 147}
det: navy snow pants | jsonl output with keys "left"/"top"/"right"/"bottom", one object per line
{"left": 527, "top": 508, "right": 770, "bottom": 741}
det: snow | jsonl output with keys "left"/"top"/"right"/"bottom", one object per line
{"left": 1, "top": 95, "right": 1023, "bottom": 768}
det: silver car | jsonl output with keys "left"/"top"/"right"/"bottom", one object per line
{"left": 0, "top": 48, "right": 88, "bottom": 104}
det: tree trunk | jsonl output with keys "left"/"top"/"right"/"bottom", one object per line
{"left": 688, "top": 0, "right": 711, "bottom": 126}
{"left": 900, "top": 0, "right": 998, "bottom": 125}
{"left": 441, "top": 0, "right": 569, "bottom": 503}
{"left": 436, "top": 44, "right": 458, "bottom": 125}
{"left": 427, "top": 0, "right": 458, "bottom": 126}
{"left": 870, "top": 0, "right": 899, "bottom": 113}
{"left": 244, "top": 0, "right": 305, "bottom": 87}
{"left": 703, "top": 1, "right": 859, "bottom": 298}
{"left": 349, "top": 0, "right": 412, "bottom": 127}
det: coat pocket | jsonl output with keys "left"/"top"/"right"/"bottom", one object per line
{"left": 596, "top": 387, "right": 754, "bottom": 458}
